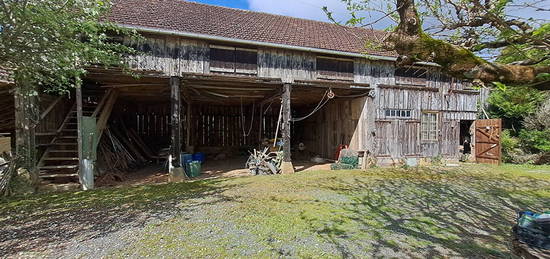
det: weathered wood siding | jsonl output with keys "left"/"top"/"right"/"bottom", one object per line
{"left": 257, "top": 49, "right": 316, "bottom": 82}
{"left": 124, "top": 35, "right": 210, "bottom": 76}
{"left": 353, "top": 64, "right": 479, "bottom": 159}
{"left": 122, "top": 34, "right": 480, "bottom": 160}
{"left": 302, "top": 97, "right": 374, "bottom": 159}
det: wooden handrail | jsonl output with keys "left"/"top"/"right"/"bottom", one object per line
{"left": 91, "top": 89, "right": 113, "bottom": 117}
{"left": 39, "top": 96, "right": 63, "bottom": 121}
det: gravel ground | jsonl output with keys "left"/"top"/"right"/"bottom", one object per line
{"left": 1, "top": 164, "right": 549, "bottom": 258}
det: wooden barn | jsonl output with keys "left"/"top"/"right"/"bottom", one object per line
{"left": 2, "top": 0, "right": 499, "bottom": 190}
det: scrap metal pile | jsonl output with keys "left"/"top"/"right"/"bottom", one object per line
{"left": 246, "top": 147, "right": 283, "bottom": 175}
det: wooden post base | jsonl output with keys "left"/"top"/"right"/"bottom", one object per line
{"left": 281, "top": 161, "right": 295, "bottom": 174}
{"left": 169, "top": 167, "right": 186, "bottom": 182}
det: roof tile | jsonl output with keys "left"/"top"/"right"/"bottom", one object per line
{"left": 108, "top": 0, "right": 395, "bottom": 57}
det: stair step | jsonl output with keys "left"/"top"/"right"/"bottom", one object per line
{"left": 39, "top": 165, "right": 79, "bottom": 170}
{"left": 57, "top": 136, "right": 77, "bottom": 139}
{"left": 43, "top": 157, "right": 79, "bottom": 161}
{"left": 47, "top": 150, "right": 78, "bottom": 153}
{"left": 39, "top": 173, "right": 79, "bottom": 178}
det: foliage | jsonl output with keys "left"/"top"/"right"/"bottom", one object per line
{"left": 518, "top": 129, "right": 550, "bottom": 154}
{"left": 524, "top": 97, "right": 550, "bottom": 131}
{"left": 501, "top": 129, "right": 519, "bottom": 163}
{"left": 487, "top": 85, "right": 546, "bottom": 128}
{"left": 497, "top": 24, "right": 550, "bottom": 68}
{"left": 326, "top": 0, "right": 550, "bottom": 88}
{"left": 0, "top": 0, "right": 140, "bottom": 95}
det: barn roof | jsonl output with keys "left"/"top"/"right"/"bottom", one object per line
{"left": 107, "top": 0, "right": 395, "bottom": 57}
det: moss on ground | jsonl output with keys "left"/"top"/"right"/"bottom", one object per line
{"left": 1, "top": 164, "right": 549, "bottom": 258}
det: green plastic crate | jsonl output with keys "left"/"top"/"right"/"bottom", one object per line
{"left": 185, "top": 161, "right": 202, "bottom": 178}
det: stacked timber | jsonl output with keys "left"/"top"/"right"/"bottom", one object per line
{"left": 97, "top": 119, "right": 154, "bottom": 173}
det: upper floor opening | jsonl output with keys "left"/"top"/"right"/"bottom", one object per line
{"left": 210, "top": 45, "right": 258, "bottom": 75}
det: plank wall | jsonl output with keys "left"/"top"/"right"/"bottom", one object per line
{"left": 118, "top": 34, "right": 482, "bottom": 160}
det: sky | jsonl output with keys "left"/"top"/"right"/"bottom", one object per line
{"left": 190, "top": 0, "right": 546, "bottom": 31}
{"left": 190, "top": 0, "right": 379, "bottom": 26}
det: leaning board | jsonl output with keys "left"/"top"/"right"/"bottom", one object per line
{"left": 0, "top": 137, "right": 11, "bottom": 154}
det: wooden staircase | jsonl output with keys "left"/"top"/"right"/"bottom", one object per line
{"left": 38, "top": 89, "right": 107, "bottom": 182}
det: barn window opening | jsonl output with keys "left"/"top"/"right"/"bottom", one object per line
{"left": 385, "top": 109, "right": 411, "bottom": 118}
{"left": 421, "top": 112, "right": 438, "bottom": 142}
{"left": 317, "top": 56, "right": 354, "bottom": 80}
{"left": 395, "top": 67, "right": 427, "bottom": 86}
{"left": 210, "top": 45, "right": 258, "bottom": 74}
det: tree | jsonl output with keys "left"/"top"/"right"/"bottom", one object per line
{"left": 0, "top": 0, "right": 138, "bottom": 172}
{"left": 487, "top": 85, "right": 546, "bottom": 130}
{"left": 325, "top": 0, "right": 550, "bottom": 89}
{"left": 0, "top": 0, "right": 138, "bottom": 95}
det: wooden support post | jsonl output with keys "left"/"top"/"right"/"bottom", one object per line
{"left": 170, "top": 77, "right": 185, "bottom": 181}
{"left": 281, "top": 83, "right": 294, "bottom": 174}
{"left": 14, "top": 84, "right": 38, "bottom": 181}
{"left": 259, "top": 103, "right": 264, "bottom": 144}
{"left": 76, "top": 81, "right": 92, "bottom": 190}
{"left": 186, "top": 101, "right": 193, "bottom": 153}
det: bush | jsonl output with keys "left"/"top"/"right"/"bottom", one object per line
{"left": 518, "top": 129, "right": 550, "bottom": 153}
{"left": 501, "top": 130, "right": 519, "bottom": 163}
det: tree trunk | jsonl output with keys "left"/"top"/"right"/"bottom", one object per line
{"left": 14, "top": 81, "right": 37, "bottom": 179}
{"left": 388, "top": 0, "right": 550, "bottom": 89}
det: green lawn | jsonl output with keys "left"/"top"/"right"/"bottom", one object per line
{"left": 1, "top": 164, "right": 549, "bottom": 258}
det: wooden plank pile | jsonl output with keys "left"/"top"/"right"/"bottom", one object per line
{"left": 97, "top": 119, "right": 154, "bottom": 174}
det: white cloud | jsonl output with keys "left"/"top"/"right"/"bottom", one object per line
{"left": 247, "top": 0, "right": 350, "bottom": 22}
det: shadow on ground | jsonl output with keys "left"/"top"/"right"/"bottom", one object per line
{"left": 305, "top": 167, "right": 549, "bottom": 258}
{"left": 0, "top": 178, "right": 239, "bottom": 256}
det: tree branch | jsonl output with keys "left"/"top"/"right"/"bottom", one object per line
{"left": 385, "top": 0, "right": 550, "bottom": 89}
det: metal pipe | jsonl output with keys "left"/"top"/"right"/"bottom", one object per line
{"left": 117, "top": 24, "right": 440, "bottom": 67}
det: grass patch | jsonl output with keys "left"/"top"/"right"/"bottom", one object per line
{"left": 2, "top": 164, "right": 549, "bottom": 258}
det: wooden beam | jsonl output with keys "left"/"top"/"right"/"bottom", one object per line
{"left": 39, "top": 96, "right": 63, "bottom": 121}
{"left": 100, "top": 83, "right": 166, "bottom": 88}
{"left": 189, "top": 85, "right": 274, "bottom": 91}
{"left": 169, "top": 76, "right": 185, "bottom": 181}
{"left": 96, "top": 89, "right": 119, "bottom": 140}
{"left": 379, "top": 84, "right": 439, "bottom": 92}
{"left": 182, "top": 72, "right": 282, "bottom": 84}
{"left": 76, "top": 82, "right": 86, "bottom": 189}
{"left": 281, "top": 83, "right": 294, "bottom": 174}
{"left": 91, "top": 88, "right": 112, "bottom": 117}
{"left": 186, "top": 100, "right": 192, "bottom": 153}
{"left": 293, "top": 79, "right": 371, "bottom": 89}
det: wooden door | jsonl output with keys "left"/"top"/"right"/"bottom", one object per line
{"left": 475, "top": 119, "right": 502, "bottom": 165}
{"left": 440, "top": 120, "right": 460, "bottom": 158}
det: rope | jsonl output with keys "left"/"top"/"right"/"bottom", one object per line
{"left": 335, "top": 91, "right": 372, "bottom": 98}
{"left": 291, "top": 89, "right": 333, "bottom": 122}
{"left": 240, "top": 98, "right": 255, "bottom": 137}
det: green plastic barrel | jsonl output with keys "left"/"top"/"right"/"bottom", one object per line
{"left": 186, "top": 161, "right": 202, "bottom": 177}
